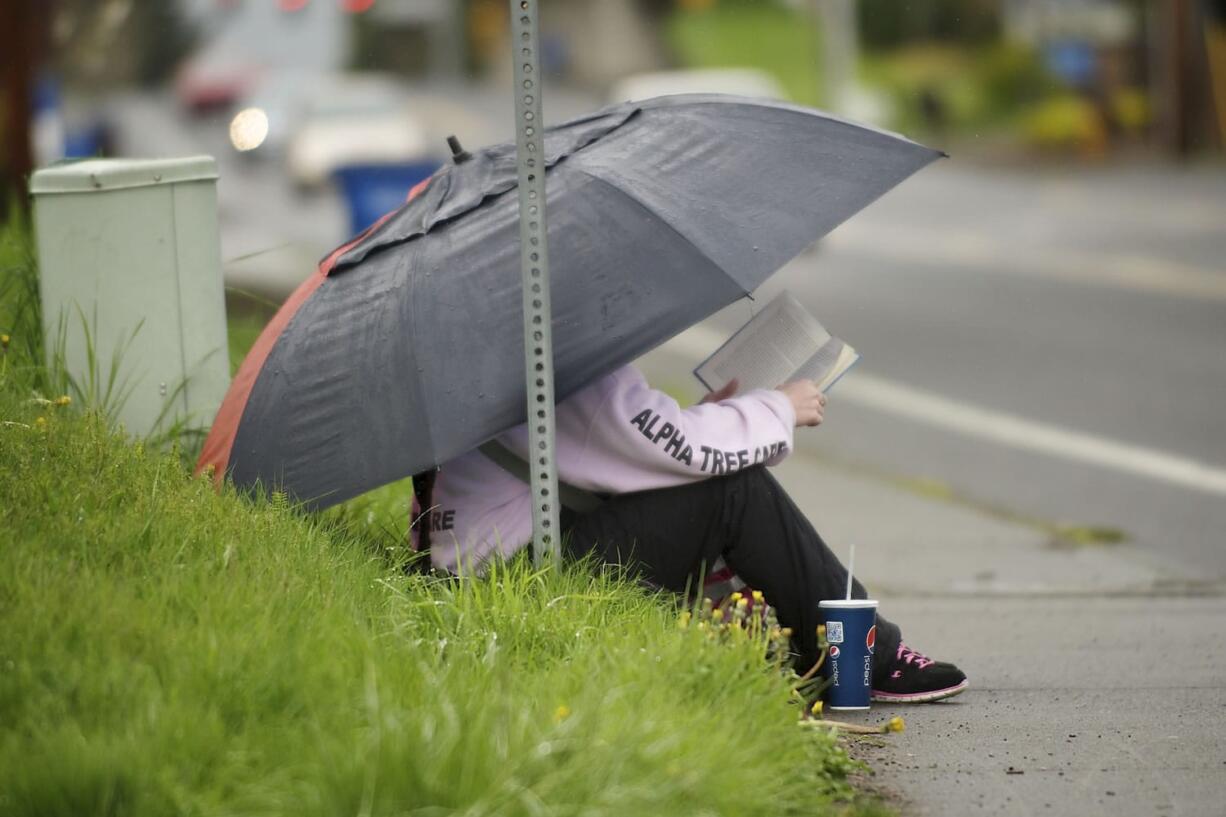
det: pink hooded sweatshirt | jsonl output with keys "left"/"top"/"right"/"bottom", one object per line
{"left": 412, "top": 365, "right": 796, "bottom": 572}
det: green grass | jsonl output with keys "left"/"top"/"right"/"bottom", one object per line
{"left": 0, "top": 219, "right": 882, "bottom": 816}
{"left": 224, "top": 310, "right": 267, "bottom": 378}
{"left": 0, "top": 209, "right": 47, "bottom": 394}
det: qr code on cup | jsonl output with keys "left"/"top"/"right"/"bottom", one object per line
{"left": 825, "top": 621, "right": 844, "bottom": 644}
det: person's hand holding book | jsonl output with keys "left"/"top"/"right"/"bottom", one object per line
{"left": 693, "top": 291, "right": 859, "bottom": 397}
{"left": 779, "top": 380, "right": 826, "bottom": 427}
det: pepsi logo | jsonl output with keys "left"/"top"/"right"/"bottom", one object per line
{"left": 866, "top": 625, "right": 877, "bottom": 654}
{"left": 829, "top": 645, "right": 841, "bottom": 658}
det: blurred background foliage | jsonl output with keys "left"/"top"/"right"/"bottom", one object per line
{"left": 49, "top": 0, "right": 198, "bottom": 89}
{"left": 856, "top": 0, "right": 1001, "bottom": 48}
{"left": 2, "top": 0, "right": 1223, "bottom": 224}
{"left": 664, "top": 0, "right": 824, "bottom": 105}
{"left": 658, "top": 0, "right": 1179, "bottom": 156}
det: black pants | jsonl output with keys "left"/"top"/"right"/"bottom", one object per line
{"left": 562, "top": 466, "right": 902, "bottom": 678}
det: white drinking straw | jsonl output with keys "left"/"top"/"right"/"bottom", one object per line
{"left": 845, "top": 543, "right": 856, "bottom": 601}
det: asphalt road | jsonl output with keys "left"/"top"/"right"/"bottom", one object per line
{"left": 110, "top": 90, "right": 1226, "bottom": 581}
{"left": 669, "top": 161, "right": 1226, "bottom": 582}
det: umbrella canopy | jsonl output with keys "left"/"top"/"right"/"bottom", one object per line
{"left": 198, "top": 94, "right": 942, "bottom": 507}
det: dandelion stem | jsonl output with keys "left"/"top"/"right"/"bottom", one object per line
{"left": 801, "top": 718, "right": 897, "bottom": 735}
{"left": 793, "top": 646, "right": 828, "bottom": 688}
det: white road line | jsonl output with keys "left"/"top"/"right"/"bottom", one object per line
{"left": 824, "top": 222, "right": 1226, "bottom": 302}
{"left": 664, "top": 326, "right": 1226, "bottom": 497}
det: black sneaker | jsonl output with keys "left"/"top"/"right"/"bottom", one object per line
{"left": 871, "top": 642, "right": 968, "bottom": 703}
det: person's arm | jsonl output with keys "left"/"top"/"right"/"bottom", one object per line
{"left": 703, "top": 377, "right": 827, "bottom": 426}
{"left": 560, "top": 367, "right": 802, "bottom": 494}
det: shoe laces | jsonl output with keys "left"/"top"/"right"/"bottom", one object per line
{"left": 895, "top": 643, "right": 934, "bottom": 669}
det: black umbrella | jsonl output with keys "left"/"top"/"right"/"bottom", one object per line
{"left": 198, "top": 95, "right": 942, "bottom": 507}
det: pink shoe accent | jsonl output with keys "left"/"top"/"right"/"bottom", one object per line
{"left": 895, "top": 642, "right": 934, "bottom": 669}
{"left": 871, "top": 679, "right": 969, "bottom": 703}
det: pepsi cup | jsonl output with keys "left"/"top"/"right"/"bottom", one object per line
{"left": 818, "top": 599, "right": 878, "bottom": 711}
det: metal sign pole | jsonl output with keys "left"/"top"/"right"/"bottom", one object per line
{"left": 509, "top": 0, "right": 561, "bottom": 566}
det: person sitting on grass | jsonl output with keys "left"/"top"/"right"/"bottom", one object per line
{"left": 410, "top": 365, "right": 968, "bottom": 703}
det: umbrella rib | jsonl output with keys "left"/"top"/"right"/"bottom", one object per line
{"left": 404, "top": 242, "right": 445, "bottom": 477}
{"left": 566, "top": 165, "right": 751, "bottom": 298}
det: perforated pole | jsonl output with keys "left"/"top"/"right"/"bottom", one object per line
{"left": 509, "top": 0, "right": 561, "bottom": 567}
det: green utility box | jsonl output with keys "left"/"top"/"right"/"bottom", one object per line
{"left": 30, "top": 156, "right": 230, "bottom": 440}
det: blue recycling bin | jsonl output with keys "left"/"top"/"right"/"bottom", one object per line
{"left": 334, "top": 160, "right": 441, "bottom": 236}
{"left": 64, "top": 122, "right": 110, "bottom": 158}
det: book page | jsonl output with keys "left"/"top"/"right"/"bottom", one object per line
{"left": 796, "top": 339, "right": 860, "bottom": 392}
{"left": 694, "top": 292, "right": 832, "bottom": 393}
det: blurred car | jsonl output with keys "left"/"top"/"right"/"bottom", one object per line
{"left": 229, "top": 70, "right": 316, "bottom": 158}
{"left": 177, "top": 53, "right": 261, "bottom": 116}
{"left": 286, "top": 74, "right": 433, "bottom": 189}
{"left": 607, "top": 68, "right": 788, "bottom": 104}
{"left": 401, "top": 91, "right": 499, "bottom": 157}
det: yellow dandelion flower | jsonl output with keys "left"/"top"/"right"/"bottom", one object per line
{"left": 678, "top": 611, "right": 692, "bottom": 629}
{"left": 811, "top": 700, "right": 824, "bottom": 717}
{"left": 711, "top": 608, "right": 724, "bottom": 622}
{"left": 888, "top": 716, "right": 905, "bottom": 733}
{"left": 1, "top": 333, "right": 10, "bottom": 350}
{"left": 553, "top": 704, "right": 571, "bottom": 723}
{"left": 780, "top": 627, "right": 793, "bottom": 638}
{"left": 736, "top": 596, "right": 749, "bottom": 609}
{"left": 751, "top": 590, "right": 764, "bottom": 603}
{"left": 54, "top": 395, "right": 71, "bottom": 407}
{"left": 729, "top": 591, "right": 743, "bottom": 603}
{"left": 35, "top": 416, "right": 47, "bottom": 429}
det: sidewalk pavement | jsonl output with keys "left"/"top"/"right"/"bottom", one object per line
{"left": 771, "top": 453, "right": 1225, "bottom": 817}
{"left": 637, "top": 348, "right": 1226, "bottom": 817}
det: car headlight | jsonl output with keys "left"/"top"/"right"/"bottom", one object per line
{"left": 230, "top": 108, "right": 270, "bottom": 152}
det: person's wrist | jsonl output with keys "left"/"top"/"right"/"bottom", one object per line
{"left": 767, "top": 387, "right": 798, "bottom": 429}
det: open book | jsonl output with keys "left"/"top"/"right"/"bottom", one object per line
{"left": 694, "top": 291, "right": 859, "bottom": 394}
